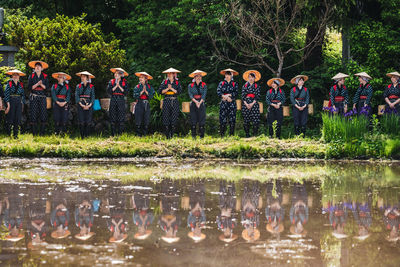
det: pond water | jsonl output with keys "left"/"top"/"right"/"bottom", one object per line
{"left": 0, "top": 159, "right": 400, "bottom": 266}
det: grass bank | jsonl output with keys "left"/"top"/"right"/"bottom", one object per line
{"left": 0, "top": 133, "right": 398, "bottom": 159}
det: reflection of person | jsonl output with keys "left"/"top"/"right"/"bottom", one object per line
{"left": 381, "top": 204, "right": 399, "bottom": 242}
{"left": 289, "top": 183, "right": 308, "bottom": 237}
{"left": 187, "top": 182, "right": 206, "bottom": 242}
{"left": 74, "top": 193, "right": 94, "bottom": 239}
{"left": 50, "top": 188, "right": 70, "bottom": 238}
{"left": 351, "top": 202, "right": 372, "bottom": 240}
{"left": 265, "top": 181, "right": 284, "bottom": 234}
{"left": 28, "top": 188, "right": 47, "bottom": 244}
{"left": 217, "top": 181, "right": 237, "bottom": 242}
{"left": 132, "top": 187, "right": 154, "bottom": 240}
{"left": 159, "top": 179, "right": 181, "bottom": 243}
{"left": 241, "top": 180, "right": 261, "bottom": 241}
{"left": 326, "top": 201, "right": 349, "bottom": 239}
{"left": 4, "top": 187, "right": 24, "bottom": 240}
{"left": 106, "top": 188, "right": 128, "bottom": 242}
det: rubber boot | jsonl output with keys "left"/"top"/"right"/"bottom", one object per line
{"left": 199, "top": 125, "right": 205, "bottom": 139}
{"left": 170, "top": 125, "right": 176, "bottom": 139}
{"left": 253, "top": 124, "right": 259, "bottom": 137}
{"left": 39, "top": 123, "right": 46, "bottom": 136}
{"left": 220, "top": 124, "right": 226, "bottom": 138}
{"left": 12, "top": 125, "right": 18, "bottom": 139}
{"left": 119, "top": 123, "right": 124, "bottom": 135}
{"left": 79, "top": 124, "right": 85, "bottom": 139}
{"left": 268, "top": 125, "right": 273, "bottom": 138}
{"left": 111, "top": 123, "right": 116, "bottom": 137}
{"left": 143, "top": 125, "right": 148, "bottom": 136}
{"left": 229, "top": 123, "right": 235, "bottom": 136}
{"left": 164, "top": 125, "right": 170, "bottom": 139}
{"left": 301, "top": 126, "right": 306, "bottom": 137}
{"left": 191, "top": 125, "right": 197, "bottom": 139}
{"left": 31, "top": 123, "right": 37, "bottom": 136}
{"left": 136, "top": 125, "right": 142, "bottom": 137}
{"left": 5, "top": 123, "right": 11, "bottom": 136}
{"left": 244, "top": 124, "right": 250, "bottom": 138}
{"left": 276, "top": 125, "right": 281, "bottom": 139}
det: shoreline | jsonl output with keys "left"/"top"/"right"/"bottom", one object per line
{"left": 0, "top": 134, "right": 398, "bottom": 160}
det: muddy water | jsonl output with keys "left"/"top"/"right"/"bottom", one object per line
{"left": 0, "top": 159, "right": 400, "bottom": 266}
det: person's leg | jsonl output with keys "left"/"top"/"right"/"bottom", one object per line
{"left": 39, "top": 97, "right": 47, "bottom": 136}
{"left": 198, "top": 103, "right": 206, "bottom": 138}
{"left": 228, "top": 102, "right": 237, "bottom": 136}
{"left": 162, "top": 99, "right": 171, "bottom": 138}
{"left": 190, "top": 102, "right": 197, "bottom": 139}
{"left": 30, "top": 96, "right": 39, "bottom": 135}
{"left": 170, "top": 99, "right": 180, "bottom": 138}
{"left": 219, "top": 102, "right": 227, "bottom": 137}
{"left": 143, "top": 102, "right": 151, "bottom": 136}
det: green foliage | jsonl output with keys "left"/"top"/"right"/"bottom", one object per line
{"left": 321, "top": 112, "right": 369, "bottom": 142}
{"left": 380, "top": 114, "right": 400, "bottom": 136}
{"left": 3, "top": 13, "right": 126, "bottom": 96}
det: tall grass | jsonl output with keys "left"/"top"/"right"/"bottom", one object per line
{"left": 380, "top": 114, "right": 400, "bottom": 136}
{"left": 321, "top": 112, "right": 369, "bottom": 142}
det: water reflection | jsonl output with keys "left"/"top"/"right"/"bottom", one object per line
{"left": 0, "top": 171, "right": 400, "bottom": 266}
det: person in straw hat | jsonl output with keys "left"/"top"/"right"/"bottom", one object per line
{"left": 186, "top": 182, "right": 207, "bottom": 242}
{"left": 384, "top": 71, "right": 400, "bottom": 114}
{"left": 131, "top": 187, "right": 154, "bottom": 240}
{"left": 133, "top": 72, "right": 155, "bottom": 136}
{"left": 353, "top": 72, "right": 373, "bottom": 115}
{"left": 107, "top": 68, "right": 129, "bottom": 136}
{"left": 75, "top": 71, "right": 95, "bottom": 138}
{"left": 158, "top": 68, "right": 182, "bottom": 139}
{"left": 3, "top": 69, "right": 25, "bottom": 138}
{"left": 51, "top": 72, "right": 71, "bottom": 135}
{"left": 290, "top": 75, "right": 310, "bottom": 136}
{"left": 159, "top": 180, "right": 181, "bottom": 243}
{"left": 217, "top": 68, "right": 239, "bottom": 137}
{"left": 329, "top": 73, "right": 349, "bottom": 115}
{"left": 27, "top": 60, "right": 50, "bottom": 136}
{"left": 241, "top": 70, "right": 261, "bottom": 137}
{"left": 266, "top": 78, "right": 286, "bottom": 138}
{"left": 188, "top": 70, "right": 208, "bottom": 139}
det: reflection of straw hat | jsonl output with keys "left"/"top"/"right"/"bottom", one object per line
{"left": 111, "top": 68, "right": 129, "bottom": 77}
{"left": 354, "top": 234, "right": 370, "bottom": 241}
{"left": 5, "top": 233, "right": 25, "bottom": 242}
{"left": 218, "top": 233, "right": 238, "bottom": 243}
{"left": 162, "top": 67, "right": 181, "bottom": 74}
{"left": 135, "top": 72, "right": 153, "bottom": 80}
{"left": 267, "top": 78, "right": 285, "bottom": 87}
{"left": 290, "top": 75, "right": 309, "bottom": 84}
{"left": 52, "top": 72, "right": 71, "bottom": 80}
{"left": 188, "top": 232, "right": 206, "bottom": 242}
{"left": 289, "top": 225, "right": 307, "bottom": 237}
{"left": 28, "top": 60, "right": 49, "bottom": 69}
{"left": 189, "top": 70, "right": 207, "bottom": 78}
{"left": 5, "top": 69, "right": 26, "bottom": 76}
{"left": 386, "top": 71, "right": 400, "bottom": 78}
{"left": 243, "top": 70, "right": 261, "bottom": 82}
{"left": 332, "top": 73, "right": 349, "bottom": 80}
{"left": 74, "top": 232, "right": 95, "bottom": 240}
{"left": 134, "top": 230, "right": 152, "bottom": 240}
{"left": 354, "top": 72, "right": 372, "bottom": 80}
{"left": 109, "top": 233, "right": 128, "bottom": 243}
{"left": 266, "top": 223, "right": 284, "bottom": 234}
{"left": 332, "top": 232, "right": 348, "bottom": 239}
{"left": 220, "top": 68, "right": 239, "bottom": 76}
{"left": 241, "top": 228, "right": 260, "bottom": 241}
{"left": 76, "top": 71, "right": 95, "bottom": 79}
{"left": 161, "top": 236, "right": 180, "bottom": 243}
{"left": 51, "top": 229, "right": 71, "bottom": 239}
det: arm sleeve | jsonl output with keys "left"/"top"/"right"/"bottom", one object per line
{"left": 66, "top": 86, "right": 71, "bottom": 103}
{"left": 188, "top": 84, "right": 194, "bottom": 99}
{"left": 366, "top": 85, "right": 373, "bottom": 105}
{"left": 281, "top": 90, "right": 286, "bottom": 105}
{"left": 133, "top": 85, "right": 140, "bottom": 99}
{"left": 90, "top": 87, "right": 95, "bottom": 104}
{"left": 148, "top": 85, "right": 155, "bottom": 99}
{"left": 241, "top": 85, "right": 246, "bottom": 100}
{"left": 217, "top": 82, "right": 222, "bottom": 97}
{"left": 27, "top": 75, "right": 33, "bottom": 92}
{"left": 290, "top": 87, "right": 296, "bottom": 105}
{"left": 305, "top": 89, "right": 310, "bottom": 105}
{"left": 329, "top": 87, "right": 335, "bottom": 105}
{"left": 4, "top": 83, "right": 10, "bottom": 103}
{"left": 158, "top": 81, "right": 165, "bottom": 95}
{"left": 353, "top": 87, "right": 360, "bottom": 104}
{"left": 344, "top": 88, "right": 349, "bottom": 105}
{"left": 176, "top": 82, "right": 182, "bottom": 95}
{"left": 255, "top": 85, "right": 260, "bottom": 101}
{"left": 384, "top": 86, "right": 389, "bottom": 99}
{"left": 265, "top": 91, "right": 271, "bottom": 105}
{"left": 202, "top": 85, "right": 207, "bottom": 100}
{"left": 75, "top": 86, "right": 80, "bottom": 104}
{"left": 122, "top": 80, "right": 129, "bottom": 96}
{"left": 232, "top": 83, "right": 239, "bottom": 98}
{"left": 107, "top": 80, "right": 113, "bottom": 97}
{"left": 51, "top": 85, "right": 56, "bottom": 102}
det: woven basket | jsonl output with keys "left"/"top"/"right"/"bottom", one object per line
{"left": 182, "top": 102, "right": 190, "bottom": 113}
{"left": 323, "top": 100, "right": 329, "bottom": 108}
{"left": 100, "top": 98, "right": 110, "bottom": 111}
{"left": 236, "top": 99, "right": 242, "bottom": 110}
{"left": 283, "top": 106, "right": 290, "bottom": 117}
{"left": 46, "top": 97, "right": 52, "bottom": 109}
{"left": 378, "top": 105, "right": 386, "bottom": 115}
{"left": 258, "top": 102, "right": 263, "bottom": 113}
{"left": 308, "top": 104, "right": 314, "bottom": 115}
{"left": 130, "top": 101, "right": 137, "bottom": 114}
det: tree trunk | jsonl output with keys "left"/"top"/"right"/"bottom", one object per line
{"left": 342, "top": 29, "right": 351, "bottom": 67}
{"left": 303, "top": 24, "right": 326, "bottom": 71}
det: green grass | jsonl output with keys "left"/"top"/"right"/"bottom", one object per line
{"left": 0, "top": 133, "right": 326, "bottom": 159}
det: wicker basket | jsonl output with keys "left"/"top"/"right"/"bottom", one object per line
{"left": 378, "top": 105, "right": 386, "bottom": 115}
{"left": 258, "top": 102, "right": 263, "bottom": 113}
{"left": 46, "top": 97, "right": 52, "bottom": 109}
{"left": 236, "top": 99, "right": 242, "bottom": 110}
{"left": 308, "top": 104, "right": 314, "bottom": 115}
{"left": 283, "top": 106, "right": 290, "bottom": 117}
{"left": 323, "top": 100, "right": 329, "bottom": 108}
{"left": 100, "top": 98, "right": 110, "bottom": 111}
{"left": 182, "top": 102, "right": 190, "bottom": 113}
{"left": 130, "top": 101, "right": 137, "bottom": 114}
{"left": 160, "top": 99, "right": 163, "bottom": 109}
